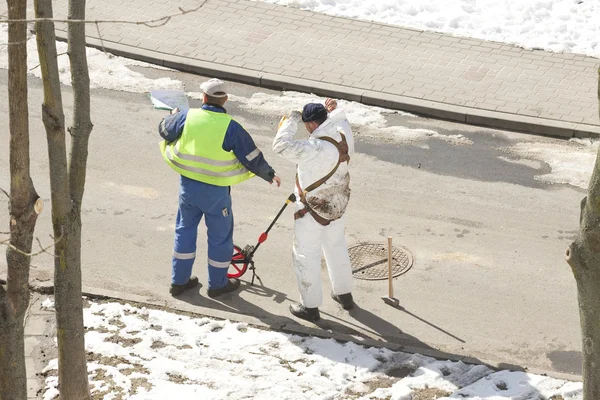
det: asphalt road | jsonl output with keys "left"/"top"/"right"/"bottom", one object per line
{"left": 0, "top": 66, "right": 585, "bottom": 378}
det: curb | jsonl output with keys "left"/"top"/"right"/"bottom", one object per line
{"left": 55, "top": 32, "right": 600, "bottom": 139}
{"left": 30, "top": 281, "right": 582, "bottom": 383}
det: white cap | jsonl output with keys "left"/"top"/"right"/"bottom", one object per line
{"left": 200, "top": 78, "right": 228, "bottom": 98}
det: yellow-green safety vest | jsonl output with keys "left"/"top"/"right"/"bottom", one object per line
{"left": 160, "top": 109, "right": 255, "bottom": 186}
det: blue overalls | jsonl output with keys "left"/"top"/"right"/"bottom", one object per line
{"left": 172, "top": 176, "right": 233, "bottom": 289}
{"left": 159, "top": 104, "right": 276, "bottom": 290}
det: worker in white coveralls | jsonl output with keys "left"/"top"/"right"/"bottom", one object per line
{"left": 159, "top": 78, "right": 281, "bottom": 298}
{"left": 273, "top": 99, "right": 355, "bottom": 322}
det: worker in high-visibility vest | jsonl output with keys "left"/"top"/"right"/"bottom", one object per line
{"left": 159, "top": 78, "right": 281, "bottom": 298}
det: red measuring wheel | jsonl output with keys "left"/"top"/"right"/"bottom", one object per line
{"left": 227, "top": 245, "right": 249, "bottom": 279}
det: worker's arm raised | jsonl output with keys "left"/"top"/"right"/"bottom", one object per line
{"left": 272, "top": 111, "right": 322, "bottom": 164}
{"left": 223, "top": 120, "right": 279, "bottom": 184}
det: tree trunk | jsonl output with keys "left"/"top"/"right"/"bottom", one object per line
{"left": 566, "top": 68, "right": 600, "bottom": 400}
{"left": 0, "top": 0, "right": 41, "bottom": 399}
{"left": 43, "top": 0, "right": 94, "bottom": 397}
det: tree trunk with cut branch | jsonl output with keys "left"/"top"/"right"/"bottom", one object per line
{"left": 0, "top": 0, "right": 42, "bottom": 398}
{"left": 34, "top": 0, "right": 93, "bottom": 398}
{"left": 566, "top": 68, "right": 600, "bottom": 400}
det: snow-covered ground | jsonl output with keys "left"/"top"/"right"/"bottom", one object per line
{"left": 257, "top": 0, "right": 600, "bottom": 58}
{"left": 0, "top": 24, "right": 181, "bottom": 93}
{"left": 195, "top": 90, "right": 475, "bottom": 146}
{"left": 503, "top": 138, "right": 599, "bottom": 189}
{"left": 40, "top": 299, "right": 582, "bottom": 400}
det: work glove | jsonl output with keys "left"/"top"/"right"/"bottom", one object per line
{"left": 277, "top": 110, "right": 302, "bottom": 130}
{"left": 289, "top": 110, "right": 302, "bottom": 122}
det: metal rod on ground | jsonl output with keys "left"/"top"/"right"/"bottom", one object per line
{"left": 382, "top": 236, "right": 399, "bottom": 307}
{"left": 388, "top": 237, "right": 393, "bottom": 297}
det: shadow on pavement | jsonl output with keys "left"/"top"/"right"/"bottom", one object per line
{"left": 546, "top": 350, "right": 582, "bottom": 376}
{"left": 174, "top": 279, "right": 520, "bottom": 374}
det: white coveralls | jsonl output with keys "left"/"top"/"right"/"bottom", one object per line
{"left": 272, "top": 109, "right": 355, "bottom": 308}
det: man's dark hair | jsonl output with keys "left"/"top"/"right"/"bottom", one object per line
{"left": 302, "top": 103, "right": 328, "bottom": 125}
{"left": 312, "top": 113, "right": 327, "bottom": 125}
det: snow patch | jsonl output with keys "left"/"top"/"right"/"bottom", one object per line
{"left": 256, "top": 0, "right": 600, "bottom": 58}
{"left": 41, "top": 297, "right": 55, "bottom": 310}
{"left": 225, "top": 91, "right": 472, "bottom": 145}
{"left": 41, "top": 300, "right": 583, "bottom": 400}
{"left": 504, "top": 138, "right": 599, "bottom": 189}
{"left": 497, "top": 156, "right": 544, "bottom": 170}
{"left": 0, "top": 25, "right": 181, "bottom": 93}
{"left": 454, "top": 370, "right": 581, "bottom": 399}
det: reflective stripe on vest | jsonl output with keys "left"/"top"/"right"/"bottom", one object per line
{"left": 173, "top": 141, "right": 240, "bottom": 167}
{"left": 160, "top": 109, "right": 255, "bottom": 186}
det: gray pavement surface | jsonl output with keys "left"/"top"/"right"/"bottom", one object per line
{"left": 2, "top": 0, "right": 599, "bottom": 137}
{"left": 0, "top": 66, "right": 587, "bottom": 382}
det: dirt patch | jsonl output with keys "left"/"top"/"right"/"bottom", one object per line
{"left": 151, "top": 340, "right": 167, "bottom": 349}
{"left": 549, "top": 396, "right": 565, "bottom": 400}
{"left": 344, "top": 385, "right": 450, "bottom": 400}
{"left": 385, "top": 366, "right": 417, "bottom": 379}
{"left": 279, "top": 359, "right": 298, "bottom": 373}
{"left": 298, "top": 358, "right": 315, "bottom": 367}
{"left": 86, "top": 352, "right": 150, "bottom": 375}
{"left": 82, "top": 297, "right": 93, "bottom": 308}
{"left": 108, "top": 318, "right": 126, "bottom": 329}
{"left": 167, "top": 372, "right": 190, "bottom": 384}
{"left": 343, "top": 388, "right": 371, "bottom": 400}
{"left": 411, "top": 387, "right": 452, "bottom": 400}
{"left": 104, "top": 333, "right": 142, "bottom": 347}
{"left": 87, "top": 352, "right": 129, "bottom": 367}
{"left": 91, "top": 368, "right": 125, "bottom": 400}
{"left": 149, "top": 324, "right": 162, "bottom": 331}
{"left": 364, "top": 376, "right": 398, "bottom": 392}
{"left": 130, "top": 377, "right": 153, "bottom": 395}
{"left": 123, "top": 308, "right": 149, "bottom": 321}
{"left": 86, "top": 325, "right": 112, "bottom": 334}
{"left": 177, "top": 344, "right": 193, "bottom": 350}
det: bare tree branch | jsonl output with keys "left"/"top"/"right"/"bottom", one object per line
{"left": 29, "top": 52, "right": 67, "bottom": 71}
{"left": 95, "top": 22, "right": 107, "bottom": 56}
{"left": 0, "top": 187, "right": 9, "bottom": 199}
{"left": 0, "top": 1, "right": 207, "bottom": 27}
{"left": 34, "top": 237, "right": 57, "bottom": 257}
{"left": 0, "top": 235, "right": 61, "bottom": 257}
{"left": 4, "top": 38, "right": 30, "bottom": 46}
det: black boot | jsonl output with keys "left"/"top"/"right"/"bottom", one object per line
{"left": 170, "top": 276, "right": 200, "bottom": 296}
{"left": 207, "top": 278, "right": 241, "bottom": 298}
{"left": 289, "top": 303, "right": 320, "bottom": 322}
{"left": 331, "top": 292, "right": 354, "bottom": 310}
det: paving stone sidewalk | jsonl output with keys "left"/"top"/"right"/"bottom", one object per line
{"left": 3, "top": 0, "right": 600, "bottom": 135}
{"left": 24, "top": 293, "right": 56, "bottom": 399}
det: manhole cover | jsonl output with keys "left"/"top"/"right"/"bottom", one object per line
{"left": 349, "top": 243, "right": 413, "bottom": 280}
